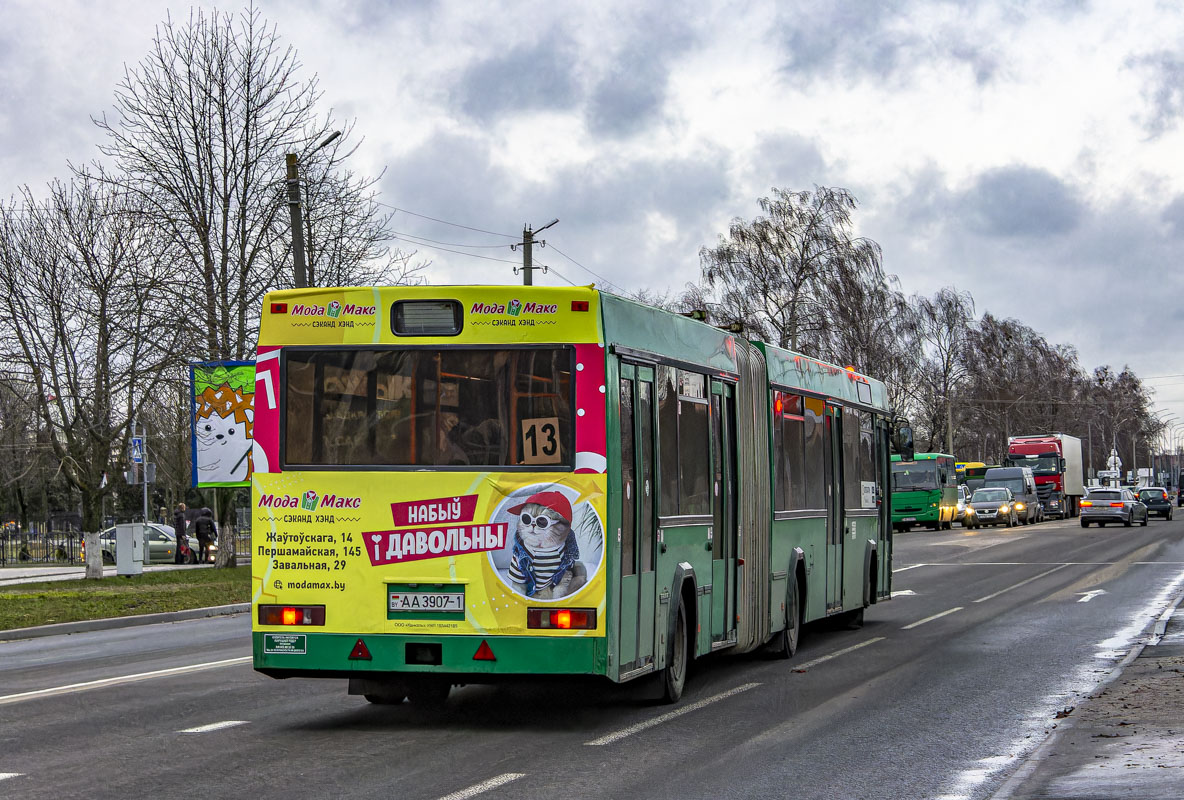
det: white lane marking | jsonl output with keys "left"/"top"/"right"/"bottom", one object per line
{"left": 891, "top": 589, "right": 916, "bottom": 597}
{"left": 793, "top": 637, "right": 885, "bottom": 670}
{"left": 436, "top": 773, "right": 526, "bottom": 800}
{"left": 585, "top": 682, "right": 760, "bottom": 746}
{"left": 0, "top": 773, "right": 24, "bottom": 781}
{"left": 0, "top": 656, "right": 252, "bottom": 707}
{"left": 180, "top": 720, "right": 249, "bottom": 734}
{"left": 1077, "top": 590, "right": 1107, "bottom": 603}
{"left": 973, "top": 564, "right": 1072, "bottom": 603}
{"left": 892, "top": 564, "right": 927, "bottom": 573}
{"left": 902, "top": 607, "right": 963, "bottom": 630}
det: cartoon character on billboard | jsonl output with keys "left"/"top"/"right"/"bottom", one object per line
{"left": 490, "top": 485, "right": 604, "bottom": 601}
{"left": 194, "top": 382, "right": 254, "bottom": 484}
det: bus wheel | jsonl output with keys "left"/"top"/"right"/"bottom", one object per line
{"left": 364, "top": 691, "right": 406, "bottom": 705}
{"left": 772, "top": 583, "right": 801, "bottom": 659}
{"left": 662, "top": 596, "right": 689, "bottom": 703}
{"left": 407, "top": 678, "right": 451, "bottom": 708}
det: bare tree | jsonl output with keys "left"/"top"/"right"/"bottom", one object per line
{"left": 699, "top": 187, "right": 884, "bottom": 351}
{"left": 0, "top": 178, "right": 183, "bottom": 531}
{"left": 90, "top": 3, "right": 420, "bottom": 362}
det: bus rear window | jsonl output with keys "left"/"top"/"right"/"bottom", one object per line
{"left": 284, "top": 347, "right": 574, "bottom": 469}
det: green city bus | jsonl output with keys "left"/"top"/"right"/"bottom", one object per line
{"left": 250, "top": 285, "right": 903, "bottom": 704}
{"left": 891, "top": 452, "right": 958, "bottom": 531}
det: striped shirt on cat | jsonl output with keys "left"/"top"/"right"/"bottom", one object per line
{"left": 509, "top": 541, "right": 565, "bottom": 587}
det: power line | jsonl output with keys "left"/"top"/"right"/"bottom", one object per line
{"left": 547, "top": 243, "right": 626, "bottom": 293}
{"left": 377, "top": 203, "right": 517, "bottom": 239}
{"left": 389, "top": 235, "right": 521, "bottom": 264}
{"left": 390, "top": 230, "right": 512, "bottom": 250}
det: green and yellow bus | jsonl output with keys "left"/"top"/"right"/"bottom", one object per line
{"left": 250, "top": 285, "right": 900, "bottom": 704}
{"left": 891, "top": 452, "right": 958, "bottom": 531}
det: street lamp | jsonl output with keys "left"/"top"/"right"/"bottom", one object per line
{"left": 286, "top": 131, "right": 342, "bottom": 288}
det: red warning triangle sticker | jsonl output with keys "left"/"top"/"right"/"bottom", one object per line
{"left": 473, "top": 640, "right": 496, "bottom": 661}
{"left": 349, "top": 638, "right": 372, "bottom": 660}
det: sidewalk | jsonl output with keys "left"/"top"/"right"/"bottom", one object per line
{"left": 993, "top": 595, "right": 1184, "bottom": 798}
{"left": 0, "top": 562, "right": 211, "bottom": 586}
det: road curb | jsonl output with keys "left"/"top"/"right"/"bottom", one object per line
{"left": 988, "top": 583, "right": 1184, "bottom": 799}
{"left": 0, "top": 603, "right": 250, "bottom": 642}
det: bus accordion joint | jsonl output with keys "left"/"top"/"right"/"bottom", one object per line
{"left": 258, "top": 604, "right": 326, "bottom": 626}
{"left": 527, "top": 608, "right": 596, "bottom": 630}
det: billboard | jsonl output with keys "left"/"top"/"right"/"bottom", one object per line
{"left": 190, "top": 360, "right": 255, "bottom": 487}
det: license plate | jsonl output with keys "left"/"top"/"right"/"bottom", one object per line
{"left": 902, "top": 517, "right": 916, "bottom": 522}
{"left": 980, "top": 512, "right": 996, "bottom": 518}
{"left": 389, "top": 591, "right": 464, "bottom": 613}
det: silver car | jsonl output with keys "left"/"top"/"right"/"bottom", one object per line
{"left": 1080, "top": 488, "right": 1149, "bottom": 528}
{"left": 98, "top": 523, "right": 203, "bottom": 564}
{"left": 968, "top": 487, "right": 1018, "bottom": 527}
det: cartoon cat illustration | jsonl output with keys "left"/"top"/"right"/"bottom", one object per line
{"left": 507, "top": 490, "right": 586, "bottom": 600}
{"left": 196, "top": 409, "right": 253, "bottom": 483}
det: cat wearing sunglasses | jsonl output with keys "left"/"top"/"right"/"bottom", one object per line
{"left": 507, "top": 490, "right": 587, "bottom": 600}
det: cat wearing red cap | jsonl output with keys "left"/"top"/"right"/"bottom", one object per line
{"left": 507, "top": 490, "right": 586, "bottom": 599}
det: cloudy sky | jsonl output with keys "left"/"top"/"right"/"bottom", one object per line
{"left": 4, "top": 0, "right": 1184, "bottom": 422}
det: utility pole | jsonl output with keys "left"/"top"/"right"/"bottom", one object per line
{"left": 286, "top": 131, "right": 342, "bottom": 289}
{"left": 945, "top": 394, "right": 954, "bottom": 456}
{"left": 285, "top": 154, "right": 308, "bottom": 288}
{"left": 516, "top": 218, "right": 559, "bottom": 285}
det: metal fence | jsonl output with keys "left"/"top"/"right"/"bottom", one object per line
{"left": 0, "top": 530, "right": 83, "bottom": 566}
{"left": 0, "top": 527, "right": 252, "bottom": 567}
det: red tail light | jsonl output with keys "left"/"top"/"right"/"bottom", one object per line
{"left": 349, "top": 638, "right": 372, "bottom": 660}
{"left": 570, "top": 300, "right": 589, "bottom": 311}
{"left": 527, "top": 608, "right": 596, "bottom": 629}
{"left": 1081, "top": 501, "right": 1093, "bottom": 507}
{"left": 1109, "top": 502, "right": 1124, "bottom": 508}
{"left": 473, "top": 640, "right": 496, "bottom": 661}
{"left": 1163, "top": 492, "right": 1169, "bottom": 500}
{"left": 257, "top": 604, "right": 326, "bottom": 626}
{"left": 271, "top": 302, "right": 288, "bottom": 314}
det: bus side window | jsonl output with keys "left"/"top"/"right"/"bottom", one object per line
{"left": 657, "top": 366, "right": 680, "bottom": 515}
{"left": 783, "top": 394, "right": 805, "bottom": 509}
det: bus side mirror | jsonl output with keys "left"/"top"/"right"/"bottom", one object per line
{"left": 892, "top": 419, "right": 914, "bottom": 462}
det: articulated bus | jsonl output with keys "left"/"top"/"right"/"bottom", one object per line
{"left": 890, "top": 452, "right": 958, "bottom": 531}
{"left": 958, "top": 461, "right": 992, "bottom": 492}
{"left": 250, "top": 286, "right": 901, "bottom": 704}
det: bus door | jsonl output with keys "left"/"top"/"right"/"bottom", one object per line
{"left": 617, "top": 364, "right": 657, "bottom": 675}
{"left": 709, "top": 380, "right": 737, "bottom": 644}
{"left": 824, "top": 404, "right": 844, "bottom": 611}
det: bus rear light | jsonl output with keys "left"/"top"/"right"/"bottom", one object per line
{"left": 257, "top": 604, "right": 325, "bottom": 626}
{"left": 571, "top": 300, "right": 589, "bottom": 311}
{"left": 270, "top": 302, "right": 288, "bottom": 314}
{"left": 473, "top": 640, "right": 496, "bottom": 661}
{"left": 349, "top": 638, "right": 372, "bottom": 660}
{"left": 527, "top": 608, "right": 596, "bottom": 629}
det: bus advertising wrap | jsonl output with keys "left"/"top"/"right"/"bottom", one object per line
{"left": 252, "top": 473, "right": 608, "bottom": 636}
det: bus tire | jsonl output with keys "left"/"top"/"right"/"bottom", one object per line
{"left": 662, "top": 595, "right": 689, "bottom": 703}
{"left": 772, "top": 580, "right": 801, "bottom": 659}
{"left": 407, "top": 678, "right": 451, "bottom": 708}
{"left": 363, "top": 692, "right": 406, "bottom": 705}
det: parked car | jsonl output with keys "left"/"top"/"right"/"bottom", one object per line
{"left": 955, "top": 484, "right": 976, "bottom": 527}
{"left": 968, "top": 487, "right": 1018, "bottom": 527}
{"left": 1137, "top": 487, "right": 1173, "bottom": 520}
{"left": 1080, "top": 488, "right": 1149, "bottom": 528}
{"left": 97, "top": 523, "right": 211, "bottom": 564}
{"left": 982, "top": 466, "right": 1042, "bottom": 524}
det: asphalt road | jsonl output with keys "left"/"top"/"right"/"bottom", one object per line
{"left": 4, "top": 513, "right": 1184, "bottom": 800}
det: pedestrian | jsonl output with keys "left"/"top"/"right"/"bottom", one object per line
{"left": 195, "top": 507, "right": 217, "bottom": 564}
{"left": 173, "top": 503, "right": 188, "bottom": 564}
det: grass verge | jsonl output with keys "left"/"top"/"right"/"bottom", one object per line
{"left": 0, "top": 567, "right": 251, "bottom": 630}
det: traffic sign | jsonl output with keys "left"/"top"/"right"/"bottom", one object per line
{"left": 131, "top": 436, "right": 144, "bottom": 464}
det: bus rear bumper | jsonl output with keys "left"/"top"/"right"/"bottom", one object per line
{"left": 252, "top": 631, "right": 604, "bottom": 678}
